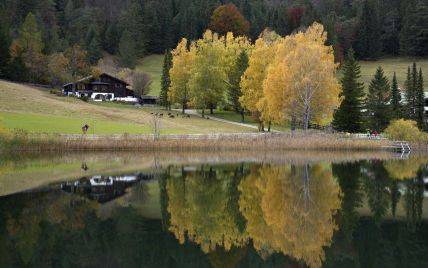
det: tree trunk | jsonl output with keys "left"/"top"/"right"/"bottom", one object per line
{"left": 303, "top": 163, "right": 311, "bottom": 213}
{"left": 268, "top": 121, "right": 271, "bottom": 132}
{"left": 202, "top": 109, "right": 205, "bottom": 118}
{"left": 291, "top": 115, "right": 296, "bottom": 131}
{"left": 303, "top": 103, "right": 311, "bottom": 131}
{"left": 210, "top": 103, "right": 214, "bottom": 114}
{"left": 182, "top": 102, "right": 185, "bottom": 114}
{"left": 240, "top": 110, "right": 244, "bottom": 123}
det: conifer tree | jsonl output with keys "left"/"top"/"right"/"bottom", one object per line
{"left": 366, "top": 66, "right": 391, "bottom": 131}
{"left": 160, "top": 49, "right": 173, "bottom": 109}
{"left": 404, "top": 66, "right": 415, "bottom": 119}
{"left": 416, "top": 68, "right": 425, "bottom": 129}
{"left": 354, "top": 0, "right": 381, "bottom": 59}
{"left": 390, "top": 72, "right": 402, "bottom": 119}
{"left": 118, "top": 30, "right": 138, "bottom": 68}
{"left": 332, "top": 48, "right": 366, "bottom": 133}
{"left": 228, "top": 50, "right": 249, "bottom": 123}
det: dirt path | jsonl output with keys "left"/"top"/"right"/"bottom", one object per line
{"left": 175, "top": 109, "right": 281, "bottom": 132}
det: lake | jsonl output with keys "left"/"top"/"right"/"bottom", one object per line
{"left": 0, "top": 151, "right": 427, "bottom": 268}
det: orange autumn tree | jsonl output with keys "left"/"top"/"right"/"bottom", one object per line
{"left": 263, "top": 23, "right": 341, "bottom": 130}
{"left": 209, "top": 3, "right": 250, "bottom": 36}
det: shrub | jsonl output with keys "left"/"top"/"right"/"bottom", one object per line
{"left": 384, "top": 119, "right": 426, "bottom": 142}
{"left": 79, "top": 96, "right": 89, "bottom": 102}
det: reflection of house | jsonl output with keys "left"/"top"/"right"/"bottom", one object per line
{"left": 61, "top": 175, "right": 152, "bottom": 203}
{"left": 63, "top": 73, "right": 139, "bottom": 103}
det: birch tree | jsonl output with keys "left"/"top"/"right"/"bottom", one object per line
{"left": 263, "top": 23, "right": 341, "bottom": 130}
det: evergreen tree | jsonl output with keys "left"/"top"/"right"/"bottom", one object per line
{"left": 228, "top": 50, "right": 249, "bottom": 123}
{"left": 332, "top": 48, "right": 366, "bottom": 133}
{"left": 121, "top": 0, "right": 146, "bottom": 57}
{"left": 354, "top": 0, "right": 381, "bottom": 59}
{"left": 0, "top": 21, "right": 10, "bottom": 78}
{"left": 390, "top": 72, "right": 402, "bottom": 119}
{"left": 159, "top": 49, "right": 173, "bottom": 109}
{"left": 381, "top": 9, "right": 400, "bottom": 55}
{"left": 85, "top": 25, "right": 101, "bottom": 64}
{"left": 103, "top": 22, "right": 120, "bottom": 54}
{"left": 416, "top": 68, "right": 425, "bottom": 129}
{"left": 404, "top": 66, "right": 415, "bottom": 119}
{"left": 400, "top": 1, "right": 428, "bottom": 56}
{"left": 366, "top": 66, "right": 391, "bottom": 131}
{"left": 118, "top": 30, "right": 138, "bottom": 68}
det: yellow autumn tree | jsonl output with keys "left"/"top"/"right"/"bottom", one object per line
{"left": 239, "top": 163, "right": 342, "bottom": 268}
{"left": 168, "top": 38, "right": 195, "bottom": 113}
{"left": 240, "top": 29, "right": 280, "bottom": 130}
{"left": 263, "top": 23, "right": 341, "bottom": 130}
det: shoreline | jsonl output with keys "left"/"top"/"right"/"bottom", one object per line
{"left": 0, "top": 132, "right": 399, "bottom": 152}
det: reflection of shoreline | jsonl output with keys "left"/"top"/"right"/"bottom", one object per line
{"left": 0, "top": 151, "right": 424, "bottom": 198}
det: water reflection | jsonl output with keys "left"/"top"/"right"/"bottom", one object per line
{"left": 0, "top": 156, "right": 428, "bottom": 267}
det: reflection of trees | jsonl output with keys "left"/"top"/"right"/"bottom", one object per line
{"left": 361, "top": 161, "right": 391, "bottom": 225}
{"left": 384, "top": 158, "right": 428, "bottom": 180}
{"left": 167, "top": 165, "right": 248, "bottom": 253}
{"left": 332, "top": 162, "right": 364, "bottom": 241}
{"left": 404, "top": 171, "right": 424, "bottom": 231}
{"left": 4, "top": 192, "right": 97, "bottom": 265}
{"left": 239, "top": 164, "right": 342, "bottom": 268}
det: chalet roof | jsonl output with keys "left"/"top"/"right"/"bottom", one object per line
{"left": 63, "top": 73, "right": 130, "bottom": 87}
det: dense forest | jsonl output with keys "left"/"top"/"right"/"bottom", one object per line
{"left": 0, "top": 0, "right": 427, "bottom": 84}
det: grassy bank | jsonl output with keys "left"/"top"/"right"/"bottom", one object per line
{"left": 0, "top": 80, "right": 250, "bottom": 134}
{"left": 0, "top": 132, "right": 393, "bottom": 152}
{"left": 136, "top": 54, "right": 163, "bottom": 96}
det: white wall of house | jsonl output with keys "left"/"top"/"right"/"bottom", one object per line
{"left": 91, "top": 93, "right": 114, "bottom": 101}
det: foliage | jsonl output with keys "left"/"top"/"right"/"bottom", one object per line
{"left": 390, "top": 72, "right": 401, "bottom": 119}
{"left": 118, "top": 30, "right": 138, "bottom": 68}
{"left": 47, "top": 52, "right": 71, "bottom": 86}
{"left": 239, "top": 29, "right": 279, "bottom": 129}
{"left": 63, "top": 44, "right": 91, "bottom": 81}
{"left": 366, "top": 66, "right": 391, "bottom": 131}
{"left": 160, "top": 50, "right": 173, "bottom": 108}
{"left": 403, "top": 62, "right": 425, "bottom": 129}
{"left": 332, "top": 48, "right": 366, "bottom": 133}
{"left": 354, "top": 0, "right": 381, "bottom": 59}
{"left": 384, "top": 119, "right": 425, "bottom": 142}
{"left": 238, "top": 164, "right": 341, "bottom": 268}
{"left": 228, "top": 50, "right": 249, "bottom": 122}
{"left": 168, "top": 39, "right": 195, "bottom": 113}
{"left": 208, "top": 3, "right": 250, "bottom": 36}
{"left": 263, "top": 23, "right": 340, "bottom": 129}
{"left": 10, "top": 12, "right": 46, "bottom": 83}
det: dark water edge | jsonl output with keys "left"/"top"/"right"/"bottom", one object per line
{"left": 1, "top": 151, "right": 428, "bottom": 268}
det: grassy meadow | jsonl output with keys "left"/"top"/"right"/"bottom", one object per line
{"left": 358, "top": 57, "right": 428, "bottom": 89}
{"left": 0, "top": 80, "right": 251, "bottom": 135}
{"left": 136, "top": 54, "right": 163, "bottom": 96}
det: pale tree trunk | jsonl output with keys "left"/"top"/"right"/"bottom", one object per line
{"left": 303, "top": 163, "right": 311, "bottom": 212}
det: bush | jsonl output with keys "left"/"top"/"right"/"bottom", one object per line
{"left": 384, "top": 119, "right": 426, "bottom": 142}
{"left": 79, "top": 96, "right": 89, "bottom": 102}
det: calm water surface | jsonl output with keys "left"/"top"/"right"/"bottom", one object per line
{"left": 0, "top": 152, "right": 427, "bottom": 268}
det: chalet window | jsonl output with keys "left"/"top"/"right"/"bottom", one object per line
{"left": 93, "top": 85, "right": 98, "bottom": 91}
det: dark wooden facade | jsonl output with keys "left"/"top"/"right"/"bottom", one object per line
{"left": 63, "top": 73, "right": 134, "bottom": 99}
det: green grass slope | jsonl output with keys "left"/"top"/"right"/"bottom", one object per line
{"left": 136, "top": 54, "right": 163, "bottom": 96}
{"left": 358, "top": 57, "right": 428, "bottom": 89}
{"left": 0, "top": 80, "right": 252, "bottom": 134}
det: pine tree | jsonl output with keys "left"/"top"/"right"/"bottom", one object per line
{"left": 228, "top": 50, "right": 249, "bottom": 123}
{"left": 366, "top": 66, "right": 391, "bottom": 131}
{"left": 404, "top": 66, "right": 415, "bottom": 119}
{"left": 103, "top": 23, "right": 120, "bottom": 54}
{"left": 118, "top": 30, "right": 138, "bottom": 68}
{"left": 390, "top": 72, "right": 402, "bottom": 119}
{"left": 159, "top": 49, "right": 173, "bottom": 109}
{"left": 354, "top": 0, "right": 381, "bottom": 59}
{"left": 332, "top": 49, "right": 366, "bottom": 133}
{"left": 400, "top": 1, "right": 428, "bottom": 56}
{"left": 85, "top": 25, "right": 101, "bottom": 64}
{"left": 416, "top": 68, "right": 425, "bottom": 129}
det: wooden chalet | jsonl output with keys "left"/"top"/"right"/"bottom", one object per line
{"left": 63, "top": 73, "right": 137, "bottom": 102}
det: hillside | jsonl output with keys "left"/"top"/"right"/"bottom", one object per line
{"left": 0, "top": 80, "right": 251, "bottom": 134}
{"left": 359, "top": 58, "right": 428, "bottom": 89}
{"left": 137, "top": 55, "right": 164, "bottom": 96}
